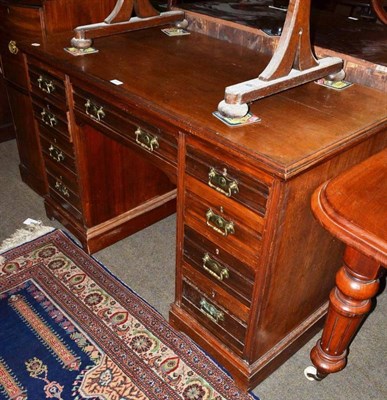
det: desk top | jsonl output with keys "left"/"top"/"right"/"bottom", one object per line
{"left": 21, "top": 26, "right": 387, "bottom": 178}
{"left": 312, "top": 149, "right": 387, "bottom": 265}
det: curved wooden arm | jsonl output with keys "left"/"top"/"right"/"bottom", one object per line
{"left": 370, "top": 0, "right": 387, "bottom": 24}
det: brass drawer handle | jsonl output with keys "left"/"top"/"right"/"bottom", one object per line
{"left": 202, "top": 253, "right": 229, "bottom": 281}
{"left": 205, "top": 209, "right": 235, "bottom": 237}
{"left": 200, "top": 298, "right": 224, "bottom": 323}
{"left": 37, "top": 75, "right": 56, "bottom": 94}
{"left": 208, "top": 167, "right": 239, "bottom": 197}
{"left": 48, "top": 144, "right": 65, "bottom": 163}
{"left": 55, "top": 177, "right": 70, "bottom": 197}
{"left": 41, "top": 109, "right": 58, "bottom": 127}
{"left": 8, "top": 40, "right": 18, "bottom": 55}
{"left": 135, "top": 127, "right": 159, "bottom": 152}
{"left": 85, "top": 99, "right": 105, "bottom": 121}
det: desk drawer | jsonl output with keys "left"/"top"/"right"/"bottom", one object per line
{"left": 186, "top": 137, "right": 272, "bottom": 217}
{"left": 185, "top": 189, "right": 263, "bottom": 264}
{"left": 40, "top": 127, "right": 76, "bottom": 174}
{"left": 181, "top": 278, "right": 246, "bottom": 355}
{"left": 184, "top": 226, "right": 254, "bottom": 307}
{"left": 72, "top": 87, "right": 177, "bottom": 166}
{"left": 45, "top": 159, "right": 81, "bottom": 212}
{"left": 29, "top": 65, "right": 67, "bottom": 109}
{"left": 32, "top": 97, "right": 70, "bottom": 140}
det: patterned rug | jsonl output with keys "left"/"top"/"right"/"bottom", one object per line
{"left": 0, "top": 230, "right": 258, "bottom": 400}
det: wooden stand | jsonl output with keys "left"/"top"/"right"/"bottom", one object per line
{"left": 371, "top": 0, "right": 387, "bottom": 24}
{"left": 71, "top": 0, "right": 186, "bottom": 49}
{"left": 218, "top": 0, "right": 344, "bottom": 118}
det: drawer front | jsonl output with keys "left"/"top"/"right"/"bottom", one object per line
{"left": 72, "top": 87, "right": 178, "bottom": 166}
{"left": 47, "top": 185, "right": 83, "bottom": 223}
{"left": 182, "top": 278, "right": 246, "bottom": 355}
{"left": 182, "top": 263, "right": 250, "bottom": 323}
{"left": 0, "top": 5, "right": 43, "bottom": 88}
{"left": 40, "top": 127, "right": 76, "bottom": 174}
{"left": 29, "top": 66, "right": 67, "bottom": 109}
{"left": 32, "top": 97, "right": 70, "bottom": 140}
{"left": 185, "top": 189, "right": 263, "bottom": 264}
{"left": 184, "top": 226, "right": 254, "bottom": 307}
{"left": 45, "top": 159, "right": 81, "bottom": 213}
{"left": 186, "top": 139, "right": 272, "bottom": 217}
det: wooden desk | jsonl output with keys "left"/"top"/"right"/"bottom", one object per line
{"left": 310, "top": 149, "right": 387, "bottom": 378}
{"left": 18, "top": 23, "right": 386, "bottom": 390}
{"left": 0, "top": 0, "right": 116, "bottom": 193}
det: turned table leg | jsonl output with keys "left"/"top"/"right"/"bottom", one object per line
{"left": 310, "top": 246, "right": 381, "bottom": 378}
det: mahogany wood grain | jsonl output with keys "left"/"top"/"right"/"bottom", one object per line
{"left": 18, "top": 19, "right": 387, "bottom": 390}
{"left": 0, "top": 0, "right": 117, "bottom": 194}
{"left": 0, "top": 75, "right": 13, "bottom": 142}
{"left": 370, "top": 0, "right": 387, "bottom": 23}
{"left": 310, "top": 149, "right": 387, "bottom": 377}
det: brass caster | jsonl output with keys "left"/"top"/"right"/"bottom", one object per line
{"left": 217, "top": 100, "right": 249, "bottom": 118}
{"left": 70, "top": 37, "right": 93, "bottom": 50}
{"left": 304, "top": 366, "right": 326, "bottom": 381}
{"left": 326, "top": 69, "right": 346, "bottom": 82}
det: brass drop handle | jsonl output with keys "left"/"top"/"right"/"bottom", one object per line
{"left": 205, "top": 209, "right": 235, "bottom": 237}
{"left": 41, "top": 109, "right": 57, "bottom": 127}
{"left": 202, "top": 253, "right": 229, "bottom": 281}
{"left": 208, "top": 167, "right": 239, "bottom": 197}
{"left": 200, "top": 298, "right": 224, "bottom": 323}
{"left": 85, "top": 99, "right": 105, "bottom": 121}
{"left": 135, "top": 128, "right": 159, "bottom": 152}
{"left": 48, "top": 144, "right": 65, "bottom": 163}
{"left": 55, "top": 177, "right": 70, "bottom": 197}
{"left": 37, "top": 75, "right": 55, "bottom": 94}
{"left": 8, "top": 40, "right": 18, "bottom": 55}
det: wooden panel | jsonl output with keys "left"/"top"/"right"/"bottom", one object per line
{"left": 184, "top": 187, "right": 264, "bottom": 265}
{"left": 40, "top": 126, "right": 76, "bottom": 174}
{"left": 6, "top": 82, "right": 47, "bottom": 194}
{"left": 181, "top": 278, "right": 247, "bottom": 355}
{"left": 42, "top": 0, "right": 117, "bottom": 34}
{"left": 184, "top": 226, "right": 255, "bottom": 306}
{"left": 0, "top": 74, "right": 14, "bottom": 142}
{"left": 45, "top": 162, "right": 82, "bottom": 219}
{"left": 29, "top": 65, "right": 67, "bottom": 111}
{"left": 0, "top": 4, "right": 42, "bottom": 89}
{"left": 186, "top": 141, "right": 271, "bottom": 216}
{"left": 32, "top": 97, "right": 70, "bottom": 139}
{"left": 182, "top": 262, "right": 250, "bottom": 323}
{"left": 0, "top": 4, "right": 42, "bottom": 39}
{"left": 45, "top": 156, "right": 80, "bottom": 197}
{"left": 74, "top": 122, "right": 176, "bottom": 227}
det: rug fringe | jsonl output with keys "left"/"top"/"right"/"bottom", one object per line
{"left": 0, "top": 221, "right": 54, "bottom": 258}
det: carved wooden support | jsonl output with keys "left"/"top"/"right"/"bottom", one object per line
{"left": 71, "top": 0, "right": 186, "bottom": 49}
{"left": 310, "top": 247, "right": 381, "bottom": 376}
{"left": 371, "top": 0, "right": 387, "bottom": 24}
{"left": 218, "top": 0, "right": 344, "bottom": 118}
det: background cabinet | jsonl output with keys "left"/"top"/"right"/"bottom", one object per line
{"left": 0, "top": 0, "right": 116, "bottom": 194}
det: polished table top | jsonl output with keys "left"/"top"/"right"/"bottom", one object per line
{"left": 312, "top": 148, "right": 387, "bottom": 265}
{"left": 21, "top": 26, "right": 387, "bottom": 179}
